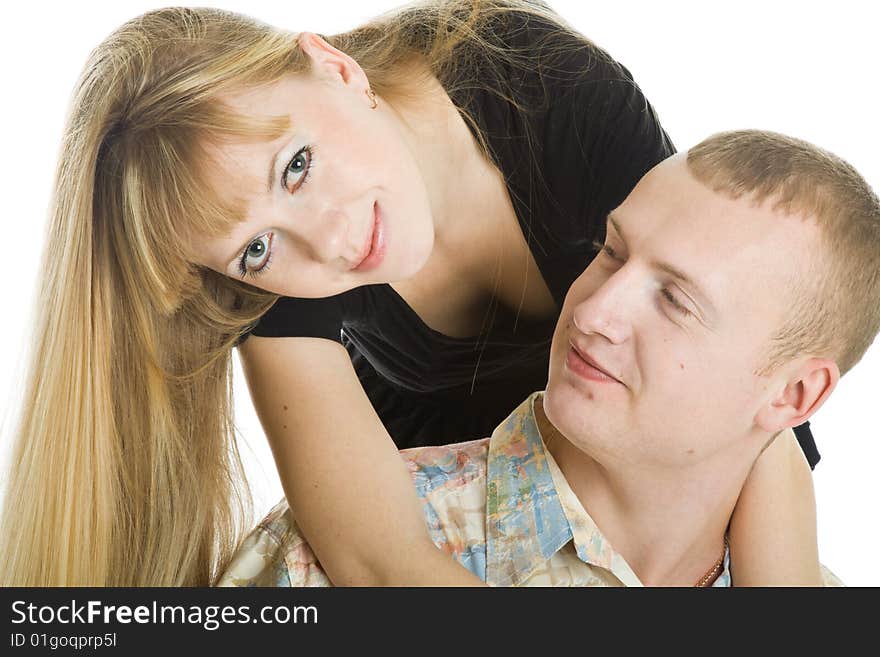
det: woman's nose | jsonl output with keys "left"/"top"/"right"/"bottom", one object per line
{"left": 301, "top": 207, "right": 350, "bottom": 265}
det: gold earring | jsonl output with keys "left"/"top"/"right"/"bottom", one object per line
{"left": 366, "top": 88, "right": 377, "bottom": 109}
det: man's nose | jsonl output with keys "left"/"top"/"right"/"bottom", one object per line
{"left": 570, "top": 267, "right": 636, "bottom": 345}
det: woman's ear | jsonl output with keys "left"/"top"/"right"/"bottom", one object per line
{"left": 297, "top": 32, "right": 370, "bottom": 91}
{"left": 755, "top": 357, "right": 840, "bottom": 434}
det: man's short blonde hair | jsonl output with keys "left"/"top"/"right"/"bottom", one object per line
{"left": 687, "top": 130, "right": 880, "bottom": 375}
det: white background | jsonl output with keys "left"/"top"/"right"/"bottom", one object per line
{"left": 1, "top": 1, "right": 877, "bottom": 585}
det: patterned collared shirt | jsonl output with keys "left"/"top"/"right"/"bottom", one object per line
{"left": 218, "top": 393, "right": 841, "bottom": 587}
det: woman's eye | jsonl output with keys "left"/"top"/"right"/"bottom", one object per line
{"left": 282, "top": 145, "right": 313, "bottom": 193}
{"left": 238, "top": 232, "right": 273, "bottom": 279}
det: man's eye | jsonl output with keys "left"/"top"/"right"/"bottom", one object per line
{"left": 661, "top": 287, "right": 691, "bottom": 316}
{"left": 592, "top": 239, "right": 621, "bottom": 261}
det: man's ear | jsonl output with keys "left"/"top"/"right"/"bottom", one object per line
{"left": 297, "top": 32, "right": 370, "bottom": 90}
{"left": 755, "top": 357, "right": 840, "bottom": 434}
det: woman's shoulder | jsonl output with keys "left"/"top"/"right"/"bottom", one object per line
{"left": 451, "top": 3, "right": 675, "bottom": 280}
{"left": 475, "top": 3, "right": 629, "bottom": 89}
{"left": 457, "top": 3, "right": 672, "bottom": 152}
{"left": 237, "top": 287, "right": 365, "bottom": 344}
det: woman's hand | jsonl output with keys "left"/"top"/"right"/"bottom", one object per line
{"left": 728, "top": 427, "right": 822, "bottom": 586}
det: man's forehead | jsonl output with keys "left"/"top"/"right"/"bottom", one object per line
{"left": 615, "top": 154, "right": 803, "bottom": 250}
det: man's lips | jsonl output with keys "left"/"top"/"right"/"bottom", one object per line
{"left": 567, "top": 341, "right": 624, "bottom": 385}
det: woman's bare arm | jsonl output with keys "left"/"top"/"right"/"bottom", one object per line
{"left": 238, "top": 335, "right": 485, "bottom": 586}
{"left": 728, "top": 427, "right": 822, "bottom": 586}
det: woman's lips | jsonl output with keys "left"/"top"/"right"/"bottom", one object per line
{"left": 353, "top": 201, "right": 386, "bottom": 273}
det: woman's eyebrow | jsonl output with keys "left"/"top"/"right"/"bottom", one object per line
{"left": 267, "top": 145, "right": 282, "bottom": 193}
{"left": 266, "top": 129, "right": 296, "bottom": 193}
{"left": 226, "top": 235, "right": 250, "bottom": 272}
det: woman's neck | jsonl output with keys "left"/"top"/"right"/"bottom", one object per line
{"left": 383, "top": 61, "right": 497, "bottom": 256}
{"left": 382, "top": 60, "right": 557, "bottom": 330}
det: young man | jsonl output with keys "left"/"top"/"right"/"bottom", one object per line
{"left": 219, "top": 130, "right": 879, "bottom": 586}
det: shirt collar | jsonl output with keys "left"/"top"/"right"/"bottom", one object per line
{"left": 484, "top": 392, "right": 730, "bottom": 587}
{"left": 485, "top": 393, "right": 573, "bottom": 586}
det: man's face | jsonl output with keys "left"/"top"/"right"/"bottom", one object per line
{"left": 543, "top": 154, "right": 818, "bottom": 468}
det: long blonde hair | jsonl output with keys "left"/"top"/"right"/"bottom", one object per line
{"left": 0, "top": 0, "right": 584, "bottom": 585}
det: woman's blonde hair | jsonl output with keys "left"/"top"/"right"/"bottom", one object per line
{"left": 0, "top": 0, "right": 580, "bottom": 585}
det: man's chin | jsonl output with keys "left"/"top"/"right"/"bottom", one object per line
{"left": 541, "top": 383, "right": 621, "bottom": 467}
{"left": 545, "top": 366, "right": 603, "bottom": 410}
{"left": 542, "top": 381, "right": 595, "bottom": 438}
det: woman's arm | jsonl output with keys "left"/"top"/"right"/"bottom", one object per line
{"left": 238, "top": 335, "right": 485, "bottom": 586}
{"left": 728, "top": 427, "right": 822, "bottom": 586}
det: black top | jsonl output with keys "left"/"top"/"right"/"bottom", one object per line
{"left": 240, "top": 10, "right": 820, "bottom": 467}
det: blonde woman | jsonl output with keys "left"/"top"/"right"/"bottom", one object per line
{"left": 0, "top": 0, "right": 821, "bottom": 586}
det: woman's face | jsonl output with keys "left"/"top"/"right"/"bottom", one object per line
{"left": 191, "top": 40, "right": 435, "bottom": 298}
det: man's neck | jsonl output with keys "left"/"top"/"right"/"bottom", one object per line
{"left": 534, "top": 398, "right": 757, "bottom": 586}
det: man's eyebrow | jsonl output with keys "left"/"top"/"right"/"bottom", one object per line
{"left": 607, "top": 213, "right": 718, "bottom": 319}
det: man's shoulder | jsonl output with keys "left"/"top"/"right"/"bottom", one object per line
{"left": 400, "top": 437, "right": 491, "bottom": 499}
{"left": 216, "top": 499, "right": 331, "bottom": 588}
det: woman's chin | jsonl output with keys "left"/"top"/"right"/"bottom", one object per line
{"left": 398, "top": 237, "right": 435, "bottom": 280}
